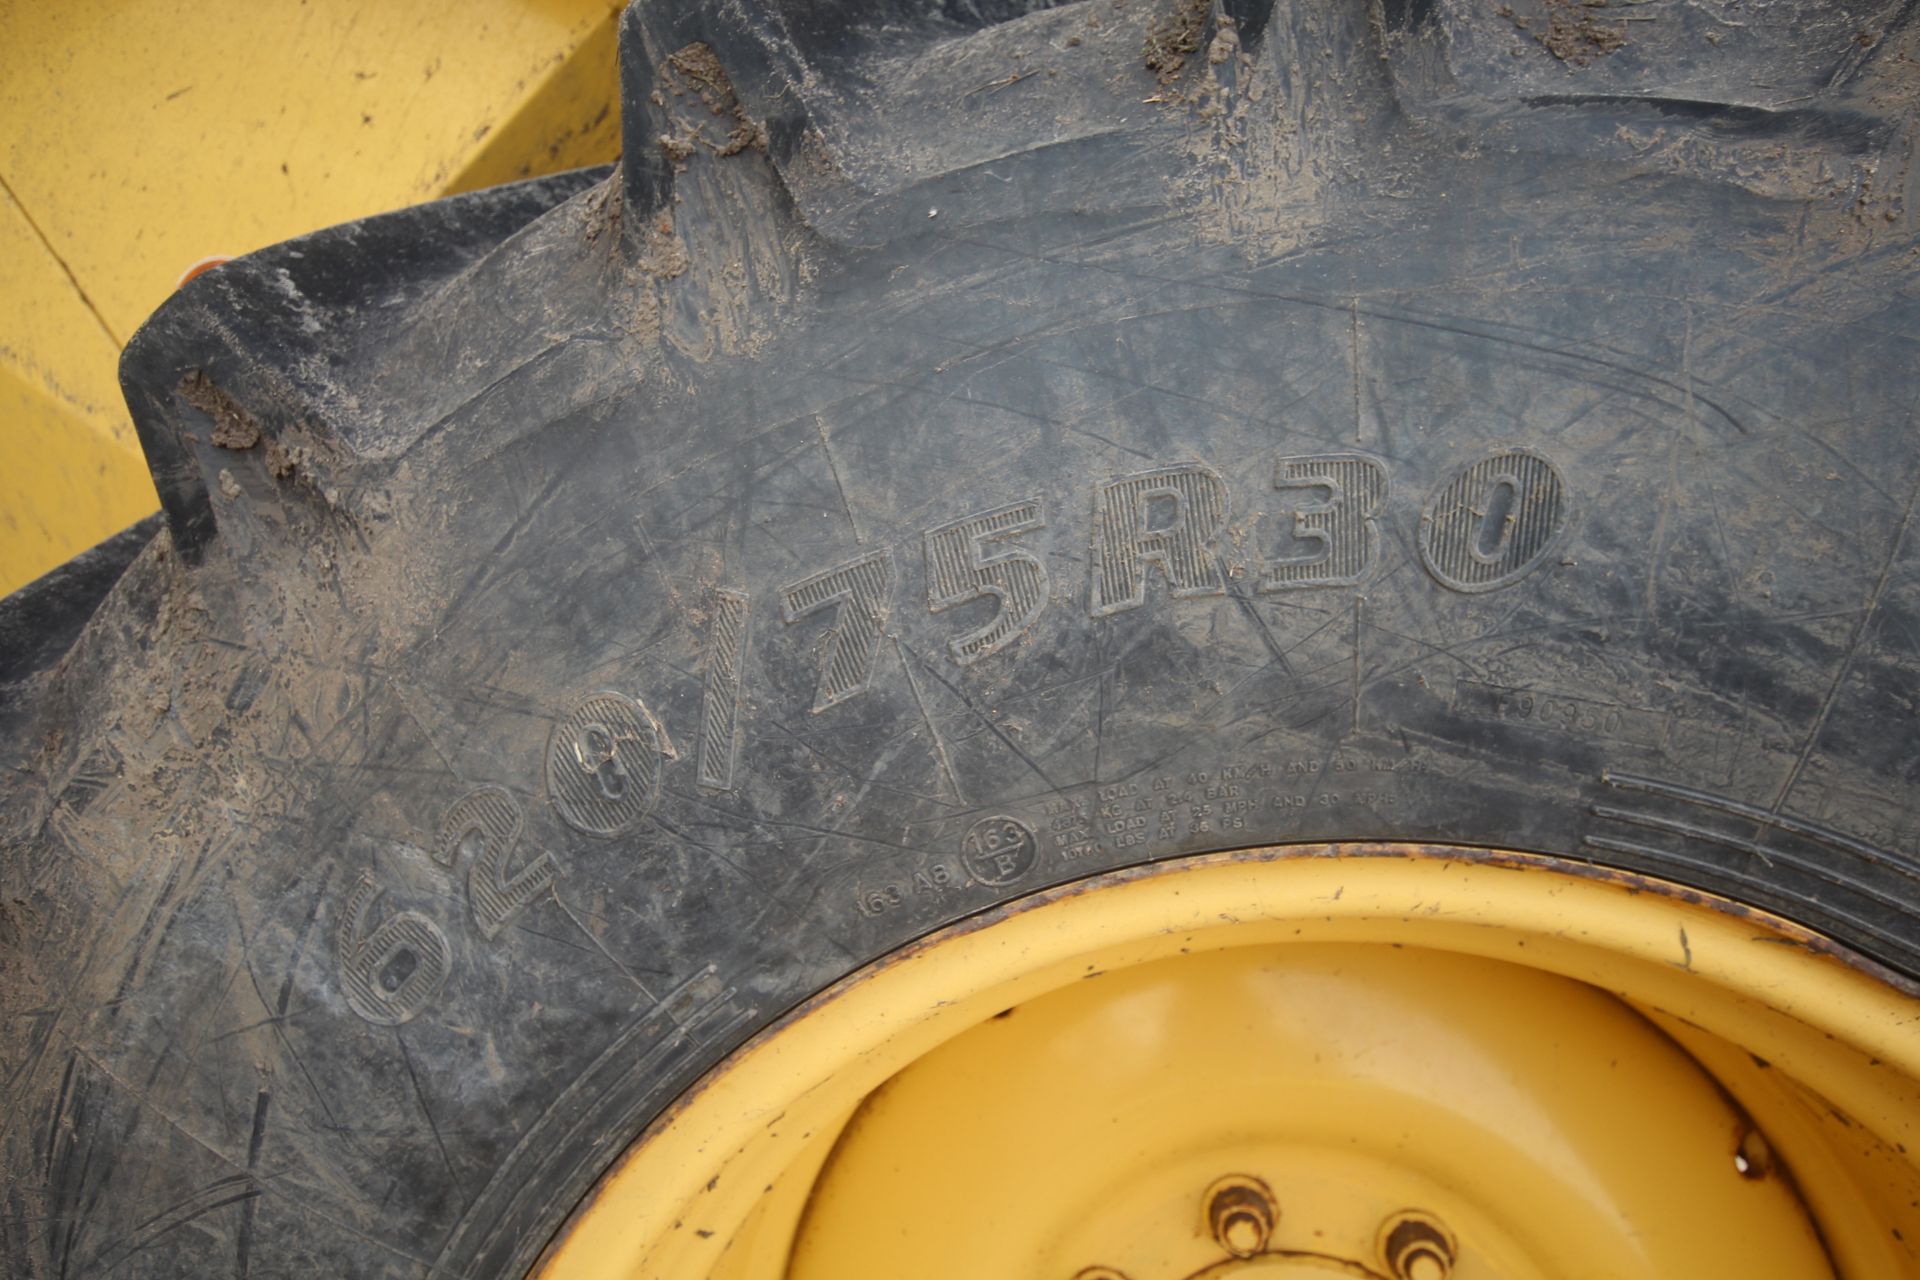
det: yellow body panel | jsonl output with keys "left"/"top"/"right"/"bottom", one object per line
{"left": 0, "top": 0, "right": 624, "bottom": 595}
{"left": 0, "top": 180, "right": 153, "bottom": 587}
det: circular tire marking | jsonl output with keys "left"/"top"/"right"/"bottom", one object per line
{"left": 961, "top": 815, "right": 1038, "bottom": 886}
{"left": 1417, "top": 447, "right": 1572, "bottom": 593}
{"left": 546, "top": 691, "right": 662, "bottom": 837}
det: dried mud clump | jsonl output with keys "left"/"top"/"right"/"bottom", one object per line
{"left": 583, "top": 171, "right": 624, "bottom": 244}
{"left": 178, "top": 369, "right": 260, "bottom": 450}
{"left": 1144, "top": 0, "right": 1210, "bottom": 84}
{"left": 658, "top": 42, "right": 769, "bottom": 167}
{"left": 1502, "top": 0, "right": 1628, "bottom": 67}
{"left": 263, "top": 436, "right": 300, "bottom": 479}
{"left": 635, "top": 211, "right": 690, "bottom": 283}
{"left": 177, "top": 369, "right": 306, "bottom": 479}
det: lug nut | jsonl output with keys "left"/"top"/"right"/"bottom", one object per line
{"left": 1380, "top": 1212, "right": 1456, "bottom": 1280}
{"left": 1202, "top": 1174, "right": 1278, "bottom": 1258}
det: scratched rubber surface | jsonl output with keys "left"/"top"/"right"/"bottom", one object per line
{"left": 5, "top": 0, "right": 1920, "bottom": 1274}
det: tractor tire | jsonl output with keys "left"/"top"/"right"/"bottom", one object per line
{"left": 3, "top": 0, "right": 1918, "bottom": 1275}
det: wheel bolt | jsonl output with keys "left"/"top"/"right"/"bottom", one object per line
{"left": 1202, "top": 1174, "right": 1278, "bottom": 1258}
{"left": 1380, "top": 1212, "right": 1456, "bottom": 1280}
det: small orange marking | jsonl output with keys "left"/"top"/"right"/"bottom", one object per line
{"left": 176, "top": 255, "right": 232, "bottom": 287}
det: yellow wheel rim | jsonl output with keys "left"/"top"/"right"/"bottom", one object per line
{"left": 536, "top": 845, "right": 1920, "bottom": 1279}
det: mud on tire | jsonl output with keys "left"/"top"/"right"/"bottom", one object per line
{"left": 5, "top": 0, "right": 1920, "bottom": 1274}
